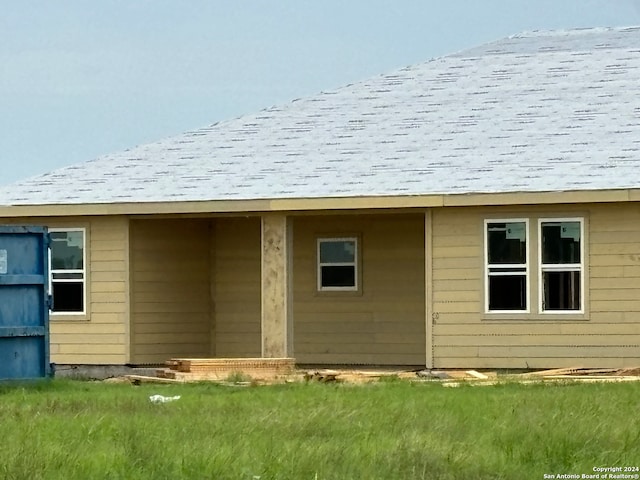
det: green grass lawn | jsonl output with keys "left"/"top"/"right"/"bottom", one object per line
{"left": 0, "top": 379, "right": 638, "bottom": 480}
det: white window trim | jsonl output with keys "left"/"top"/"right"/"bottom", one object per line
{"left": 317, "top": 237, "right": 359, "bottom": 292}
{"left": 49, "top": 227, "right": 87, "bottom": 316}
{"left": 484, "top": 219, "right": 530, "bottom": 314}
{"left": 538, "top": 218, "right": 584, "bottom": 314}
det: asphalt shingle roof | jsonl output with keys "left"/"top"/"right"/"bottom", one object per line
{"left": 2, "top": 26, "right": 640, "bottom": 207}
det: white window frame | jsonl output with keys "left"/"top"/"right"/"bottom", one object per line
{"left": 484, "top": 219, "right": 530, "bottom": 314}
{"left": 538, "top": 218, "right": 584, "bottom": 314}
{"left": 317, "top": 237, "right": 359, "bottom": 292}
{"left": 48, "top": 227, "right": 87, "bottom": 316}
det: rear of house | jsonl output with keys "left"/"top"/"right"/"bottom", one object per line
{"left": 2, "top": 199, "right": 638, "bottom": 369}
{"left": 1, "top": 26, "right": 640, "bottom": 370}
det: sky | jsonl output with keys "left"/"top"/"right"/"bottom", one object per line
{"left": 1, "top": 1, "right": 640, "bottom": 186}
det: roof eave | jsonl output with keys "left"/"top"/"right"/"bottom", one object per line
{"left": 0, "top": 189, "right": 637, "bottom": 218}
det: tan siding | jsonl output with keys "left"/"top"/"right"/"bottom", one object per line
{"left": 85, "top": 217, "right": 130, "bottom": 364}
{"left": 52, "top": 321, "right": 127, "bottom": 335}
{"left": 435, "top": 334, "right": 638, "bottom": 347}
{"left": 435, "top": 322, "right": 639, "bottom": 336}
{"left": 90, "top": 292, "right": 127, "bottom": 307}
{"left": 130, "top": 219, "right": 212, "bottom": 364}
{"left": 0, "top": 215, "right": 130, "bottom": 364}
{"left": 435, "top": 346, "right": 640, "bottom": 366}
{"left": 430, "top": 357, "right": 640, "bottom": 369}
{"left": 213, "top": 217, "right": 261, "bottom": 357}
{"left": 293, "top": 214, "right": 425, "bottom": 365}
{"left": 91, "top": 271, "right": 127, "bottom": 282}
{"left": 431, "top": 203, "right": 640, "bottom": 369}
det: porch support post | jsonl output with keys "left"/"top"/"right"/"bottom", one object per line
{"left": 261, "top": 213, "right": 291, "bottom": 358}
{"left": 425, "top": 210, "right": 434, "bottom": 369}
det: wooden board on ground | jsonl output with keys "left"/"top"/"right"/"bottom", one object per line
{"left": 125, "top": 374, "right": 184, "bottom": 384}
{"left": 523, "top": 367, "right": 619, "bottom": 377}
{"left": 465, "top": 370, "right": 489, "bottom": 379}
{"left": 542, "top": 375, "right": 640, "bottom": 382}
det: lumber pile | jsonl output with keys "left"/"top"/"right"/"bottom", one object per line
{"left": 155, "top": 357, "right": 296, "bottom": 382}
{"left": 439, "top": 367, "right": 640, "bottom": 387}
{"left": 121, "top": 363, "right": 640, "bottom": 385}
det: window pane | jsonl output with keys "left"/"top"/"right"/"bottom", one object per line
{"left": 488, "top": 275, "right": 526, "bottom": 311}
{"left": 541, "top": 222, "right": 580, "bottom": 264}
{"left": 319, "top": 240, "right": 355, "bottom": 263}
{"left": 51, "top": 231, "right": 84, "bottom": 270}
{"left": 321, "top": 265, "right": 356, "bottom": 288}
{"left": 51, "top": 282, "right": 84, "bottom": 312}
{"left": 543, "top": 271, "right": 581, "bottom": 310}
{"left": 487, "top": 222, "right": 526, "bottom": 264}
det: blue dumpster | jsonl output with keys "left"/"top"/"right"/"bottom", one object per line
{"left": 0, "top": 226, "right": 51, "bottom": 379}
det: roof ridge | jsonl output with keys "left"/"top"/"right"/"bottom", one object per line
{"left": 512, "top": 25, "right": 640, "bottom": 38}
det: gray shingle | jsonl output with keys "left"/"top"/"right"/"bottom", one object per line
{"left": 2, "top": 26, "right": 640, "bottom": 206}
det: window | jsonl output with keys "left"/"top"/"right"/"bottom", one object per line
{"left": 49, "top": 228, "right": 86, "bottom": 314}
{"left": 485, "top": 220, "right": 529, "bottom": 312}
{"left": 317, "top": 237, "right": 358, "bottom": 291}
{"left": 539, "top": 219, "right": 583, "bottom": 312}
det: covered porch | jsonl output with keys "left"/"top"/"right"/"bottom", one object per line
{"left": 128, "top": 212, "right": 427, "bottom": 367}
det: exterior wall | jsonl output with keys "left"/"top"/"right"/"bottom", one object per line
{"left": 431, "top": 203, "right": 640, "bottom": 368}
{"left": 292, "top": 213, "right": 426, "bottom": 365}
{"left": 0, "top": 215, "right": 130, "bottom": 364}
{"left": 5, "top": 200, "right": 637, "bottom": 369}
{"left": 129, "top": 219, "right": 212, "bottom": 364}
{"left": 212, "top": 217, "right": 262, "bottom": 357}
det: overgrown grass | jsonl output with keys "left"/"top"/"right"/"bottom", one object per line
{"left": 0, "top": 379, "right": 638, "bottom": 479}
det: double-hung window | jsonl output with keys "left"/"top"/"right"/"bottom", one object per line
{"left": 49, "top": 228, "right": 86, "bottom": 314}
{"left": 317, "top": 237, "right": 358, "bottom": 291}
{"left": 539, "top": 219, "right": 583, "bottom": 312}
{"left": 485, "top": 220, "right": 529, "bottom": 312}
{"left": 485, "top": 217, "right": 585, "bottom": 315}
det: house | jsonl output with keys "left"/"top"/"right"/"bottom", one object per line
{"left": 1, "top": 26, "right": 639, "bottom": 370}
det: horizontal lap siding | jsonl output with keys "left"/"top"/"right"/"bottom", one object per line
{"left": 213, "top": 217, "right": 261, "bottom": 358}
{"left": 293, "top": 214, "right": 425, "bottom": 365}
{"left": 0, "top": 215, "right": 130, "bottom": 364}
{"left": 130, "top": 219, "right": 211, "bottom": 364}
{"left": 589, "top": 206, "right": 640, "bottom": 329}
{"left": 55, "top": 216, "right": 129, "bottom": 364}
{"left": 432, "top": 204, "right": 640, "bottom": 369}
